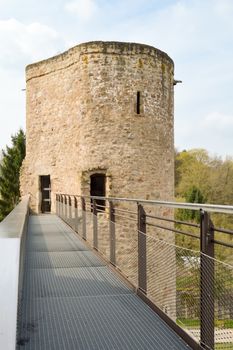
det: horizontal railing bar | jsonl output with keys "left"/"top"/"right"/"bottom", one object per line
{"left": 146, "top": 214, "right": 200, "bottom": 228}
{"left": 146, "top": 221, "right": 200, "bottom": 239}
{"left": 214, "top": 227, "right": 233, "bottom": 235}
{"left": 212, "top": 239, "right": 233, "bottom": 248}
{"left": 56, "top": 193, "right": 233, "bottom": 214}
{"left": 96, "top": 208, "right": 106, "bottom": 214}
{"left": 114, "top": 213, "right": 138, "bottom": 222}
{"left": 114, "top": 208, "right": 137, "bottom": 215}
{"left": 95, "top": 204, "right": 107, "bottom": 208}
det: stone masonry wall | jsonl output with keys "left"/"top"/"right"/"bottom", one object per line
{"left": 20, "top": 41, "right": 174, "bottom": 213}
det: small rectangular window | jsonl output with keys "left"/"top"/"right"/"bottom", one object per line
{"left": 136, "top": 91, "right": 141, "bottom": 114}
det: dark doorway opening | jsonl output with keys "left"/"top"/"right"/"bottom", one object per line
{"left": 90, "top": 174, "right": 106, "bottom": 209}
{"left": 40, "top": 175, "right": 51, "bottom": 213}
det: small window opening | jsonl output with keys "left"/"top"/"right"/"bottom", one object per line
{"left": 90, "top": 174, "right": 106, "bottom": 210}
{"left": 136, "top": 91, "right": 141, "bottom": 114}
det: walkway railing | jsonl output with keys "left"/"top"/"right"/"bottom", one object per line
{"left": 56, "top": 194, "right": 233, "bottom": 350}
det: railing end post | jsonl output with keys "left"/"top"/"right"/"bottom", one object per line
{"left": 109, "top": 200, "right": 116, "bottom": 266}
{"left": 200, "top": 210, "right": 215, "bottom": 350}
{"left": 81, "top": 196, "right": 86, "bottom": 240}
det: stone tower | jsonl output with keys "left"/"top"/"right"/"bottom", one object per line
{"left": 20, "top": 41, "right": 174, "bottom": 213}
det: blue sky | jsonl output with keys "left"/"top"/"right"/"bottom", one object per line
{"left": 0, "top": 0, "right": 233, "bottom": 157}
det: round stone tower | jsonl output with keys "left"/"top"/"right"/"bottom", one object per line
{"left": 20, "top": 41, "right": 174, "bottom": 213}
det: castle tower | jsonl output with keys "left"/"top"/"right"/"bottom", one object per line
{"left": 20, "top": 41, "right": 176, "bottom": 318}
{"left": 20, "top": 41, "right": 174, "bottom": 213}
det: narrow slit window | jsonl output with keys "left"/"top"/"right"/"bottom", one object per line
{"left": 136, "top": 91, "right": 141, "bottom": 114}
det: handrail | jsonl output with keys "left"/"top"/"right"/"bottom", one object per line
{"left": 56, "top": 193, "right": 233, "bottom": 214}
{"left": 56, "top": 193, "right": 233, "bottom": 350}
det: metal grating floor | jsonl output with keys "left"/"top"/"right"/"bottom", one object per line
{"left": 17, "top": 215, "right": 191, "bottom": 350}
{"left": 26, "top": 251, "right": 106, "bottom": 269}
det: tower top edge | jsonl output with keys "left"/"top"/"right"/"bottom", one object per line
{"left": 26, "top": 41, "right": 174, "bottom": 71}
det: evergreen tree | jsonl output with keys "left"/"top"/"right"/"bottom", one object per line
{"left": 0, "top": 129, "right": 26, "bottom": 221}
{"left": 176, "top": 186, "right": 206, "bottom": 224}
{"left": 184, "top": 186, "right": 206, "bottom": 222}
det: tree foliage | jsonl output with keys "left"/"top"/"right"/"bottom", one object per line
{"left": 175, "top": 148, "right": 233, "bottom": 263}
{"left": 175, "top": 149, "right": 233, "bottom": 206}
{"left": 177, "top": 185, "right": 206, "bottom": 223}
{"left": 0, "top": 129, "right": 26, "bottom": 221}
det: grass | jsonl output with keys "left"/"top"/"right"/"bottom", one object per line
{"left": 177, "top": 318, "right": 233, "bottom": 329}
{"left": 215, "top": 319, "right": 233, "bottom": 329}
{"left": 215, "top": 343, "right": 233, "bottom": 350}
{"left": 177, "top": 318, "right": 199, "bottom": 328}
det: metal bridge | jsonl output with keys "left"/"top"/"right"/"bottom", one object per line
{"left": 0, "top": 195, "right": 233, "bottom": 350}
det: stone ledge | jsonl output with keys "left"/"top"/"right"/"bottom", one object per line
{"left": 0, "top": 195, "right": 29, "bottom": 350}
{"left": 0, "top": 195, "right": 30, "bottom": 238}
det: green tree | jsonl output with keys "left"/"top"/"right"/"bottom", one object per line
{"left": 175, "top": 149, "right": 211, "bottom": 199}
{"left": 176, "top": 185, "right": 206, "bottom": 224}
{"left": 175, "top": 149, "right": 233, "bottom": 206}
{"left": 0, "top": 129, "right": 26, "bottom": 221}
{"left": 185, "top": 186, "right": 205, "bottom": 221}
{"left": 175, "top": 149, "right": 233, "bottom": 262}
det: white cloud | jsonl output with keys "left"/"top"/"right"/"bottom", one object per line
{"left": 0, "top": 18, "right": 65, "bottom": 150}
{"left": 65, "top": 0, "right": 98, "bottom": 21}
{"left": 0, "top": 19, "right": 64, "bottom": 67}
{"left": 0, "top": 68, "right": 25, "bottom": 150}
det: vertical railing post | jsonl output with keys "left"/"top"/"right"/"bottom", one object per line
{"left": 57, "top": 194, "right": 59, "bottom": 215}
{"left": 74, "top": 196, "right": 78, "bottom": 232}
{"left": 62, "top": 195, "right": 65, "bottom": 219}
{"left": 68, "top": 195, "right": 72, "bottom": 226}
{"left": 93, "top": 199, "right": 98, "bottom": 250}
{"left": 109, "top": 200, "right": 116, "bottom": 265}
{"left": 57, "top": 194, "right": 61, "bottom": 216}
{"left": 200, "top": 210, "right": 215, "bottom": 350}
{"left": 63, "top": 195, "right": 65, "bottom": 219}
{"left": 61, "top": 195, "right": 64, "bottom": 219}
{"left": 137, "top": 203, "right": 147, "bottom": 293}
{"left": 81, "top": 197, "right": 86, "bottom": 240}
{"left": 55, "top": 194, "right": 58, "bottom": 214}
{"left": 64, "top": 195, "right": 67, "bottom": 222}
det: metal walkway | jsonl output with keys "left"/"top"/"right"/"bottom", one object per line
{"left": 17, "top": 215, "right": 191, "bottom": 350}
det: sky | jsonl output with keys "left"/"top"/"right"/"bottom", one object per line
{"left": 0, "top": 0, "right": 233, "bottom": 158}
